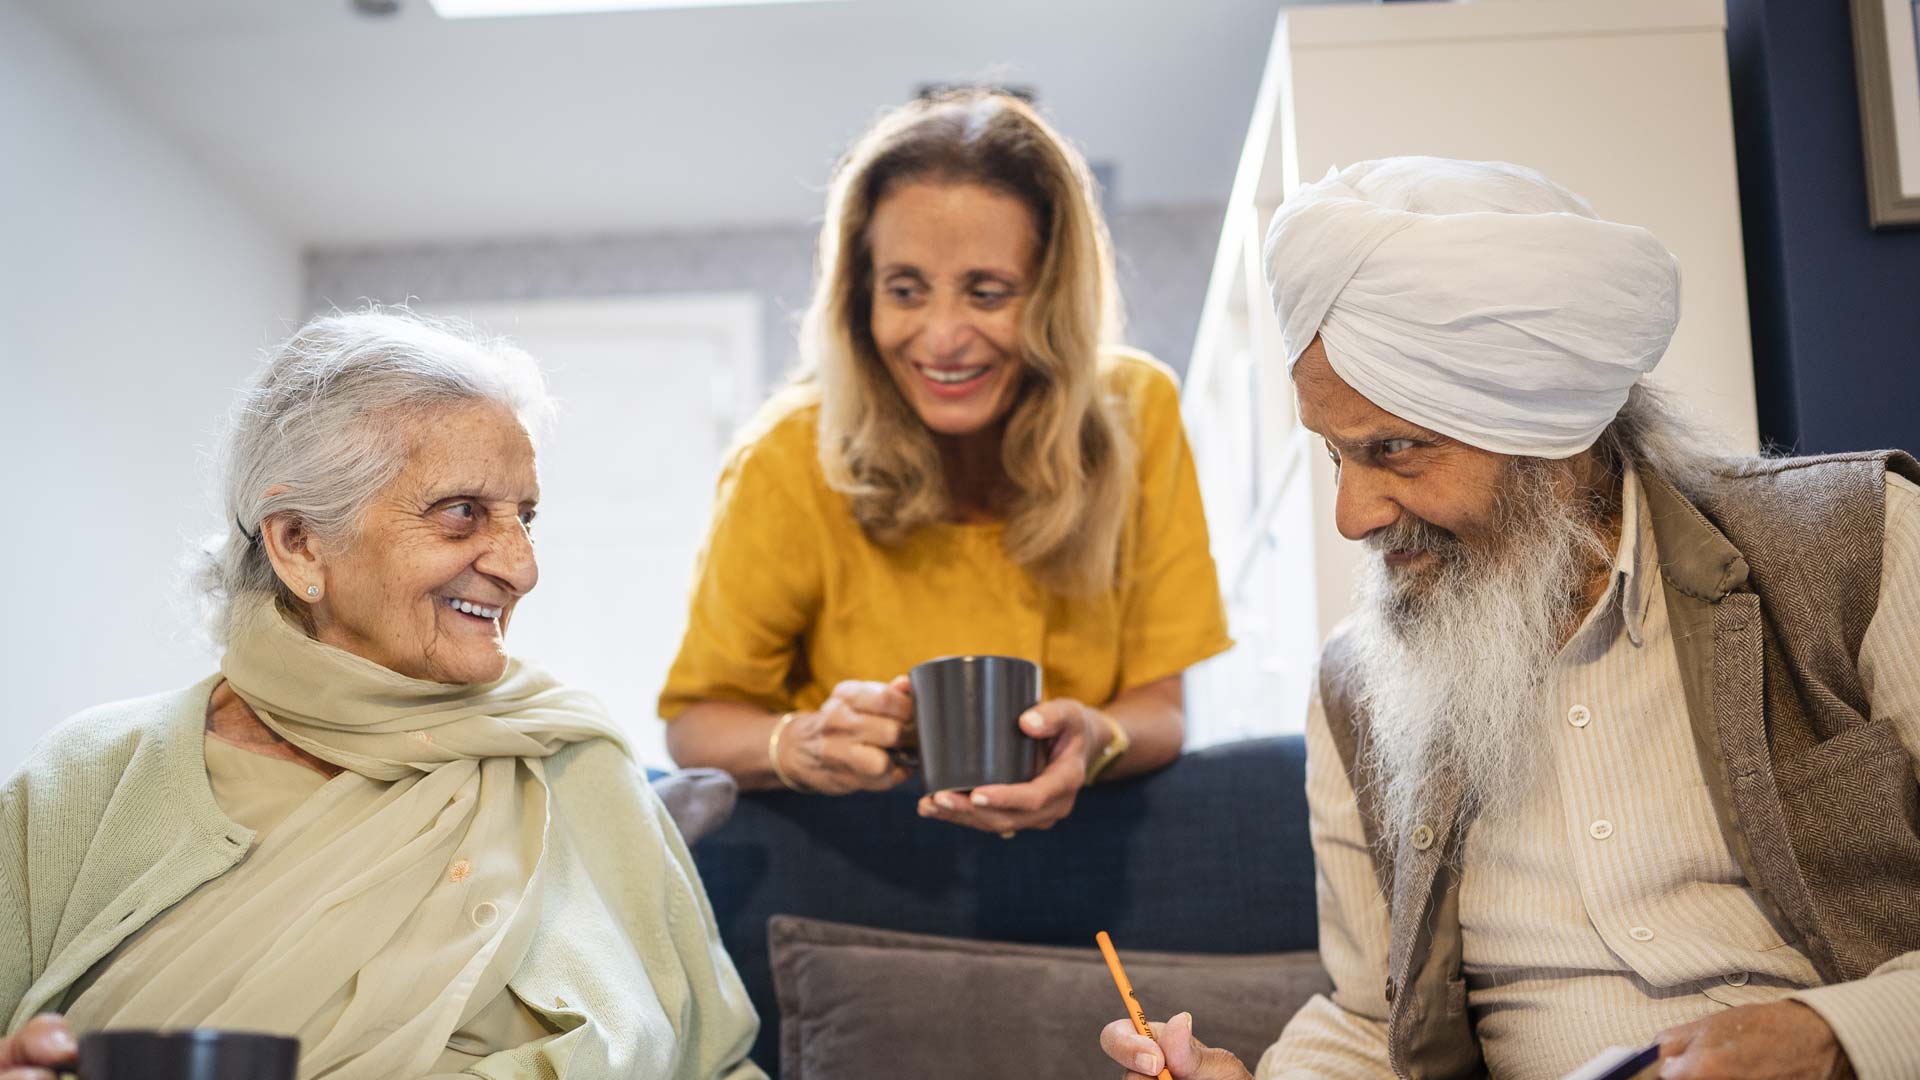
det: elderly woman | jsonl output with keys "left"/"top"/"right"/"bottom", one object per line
{"left": 0, "top": 312, "right": 761, "bottom": 1079}
{"left": 659, "top": 90, "right": 1232, "bottom": 836}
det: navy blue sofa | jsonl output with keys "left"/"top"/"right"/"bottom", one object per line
{"left": 692, "top": 734, "right": 1321, "bottom": 1075}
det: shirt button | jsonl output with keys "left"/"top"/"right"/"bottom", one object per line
{"left": 1629, "top": 925, "right": 1655, "bottom": 942}
{"left": 1725, "top": 971, "right": 1750, "bottom": 987}
{"left": 472, "top": 901, "right": 500, "bottom": 928}
{"left": 1567, "top": 705, "right": 1592, "bottom": 728}
{"left": 1410, "top": 825, "right": 1435, "bottom": 851}
{"left": 1589, "top": 819, "right": 1614, "bottom": 840}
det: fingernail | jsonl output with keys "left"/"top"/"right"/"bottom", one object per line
{"left": 51, "top": 1027, "right": 77, "bottom": 1052}
{"left": 1021, "top": 711, "right": 1040, "bottom": 725}
{"left": 1135, "top": 1052, "right": 1160, "bottom": 1074}
{"left": 970, "top": 791, "right": 989, "bottom": 806}
{"left": 935, "top": 793, "right": 954, "bottom": 810}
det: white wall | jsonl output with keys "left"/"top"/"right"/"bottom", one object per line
{"left": 0, "top": 0, "right": 301, "bottom": 775}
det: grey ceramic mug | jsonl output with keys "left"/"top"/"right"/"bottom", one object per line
{"left": 909, "top": 654, "right": 1043, "bottom": 793}
{"left": 78, "top": 1030, "right": 299, "bottom": 1080}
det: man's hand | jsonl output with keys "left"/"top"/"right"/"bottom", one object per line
{"left": 1657, "top": 1000, "right": 1849, "bottom": 1080}
{"left": 0, "top": 1014, "right": 77, "bottom": 1080}
{"left": 1099, "top": 1012, "right": 1252, "bottom": 1080}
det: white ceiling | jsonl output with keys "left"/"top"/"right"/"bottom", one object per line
{"left": 25, "top": 0, "right": 1348, "bottom": 247}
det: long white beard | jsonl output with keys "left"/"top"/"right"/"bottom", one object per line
{"left": 1349, "top": 460, "right": 1613, "bottom": 846}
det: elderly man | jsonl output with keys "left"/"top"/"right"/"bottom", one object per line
{"left": 1100, "top": 158, "right": 1920, "bottom": 1080}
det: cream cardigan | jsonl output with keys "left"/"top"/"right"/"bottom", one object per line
{"left": 0, "top": 676, "right": 764, "bottom": 1080}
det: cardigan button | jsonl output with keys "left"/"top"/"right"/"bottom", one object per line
{"left": 1410, "top": 825, "right": 1435, "bottom": 851}
{"left": 1384, "top": 980, "right": 1396, "bottom": 1003}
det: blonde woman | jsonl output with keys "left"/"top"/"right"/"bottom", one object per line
{"left": 659, "top": 91, "right": 1230, "bottom": 836}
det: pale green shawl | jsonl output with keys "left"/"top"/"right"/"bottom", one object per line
{"left": 4, "top": 684, "right": 762, "bottom": 1079}
{"left": 64, "top": 602, "right": 641, "bottom": 1078}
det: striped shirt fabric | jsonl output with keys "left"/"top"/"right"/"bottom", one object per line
{"left": 1259, "top": 466, "right": 1920, "bottom": 1080}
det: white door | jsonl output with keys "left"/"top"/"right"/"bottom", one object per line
{"left": 440, "top": 295, "right": 763, "bottom": 770}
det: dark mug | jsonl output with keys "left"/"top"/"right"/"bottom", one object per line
{"left": 78, "top": 1030, "right": 299, "bottom": 1080}
{"left": 909, "top": 654, "right": 1043, "bottom": 793}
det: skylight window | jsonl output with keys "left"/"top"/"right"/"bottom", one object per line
{"left": 429, "top": 0, "right": 837, "bottom": 17}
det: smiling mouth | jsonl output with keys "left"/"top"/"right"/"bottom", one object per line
{"left": 915, "top": 364, "right": 993, "bottom": 394}
{"left": 921, "top": 364, "right": 988, "bottom": 383}
{"left": 444, "top": 597, "right": 504, "bottom": 621}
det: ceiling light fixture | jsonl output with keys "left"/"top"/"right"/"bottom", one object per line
{"left": 428, "top": 0, "right": 838, "bottom": 17}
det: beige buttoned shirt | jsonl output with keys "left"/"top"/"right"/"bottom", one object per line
{"left": 1261, "top": 466, "right": 1920, "bottom": 1079}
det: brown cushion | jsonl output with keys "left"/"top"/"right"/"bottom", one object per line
{"left": 768, "top": 915, "right": 1331, "bottom": 1080}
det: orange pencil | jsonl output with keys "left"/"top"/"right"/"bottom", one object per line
{"left": 1096, "top": 930, "right": 1175, "bottom": 1080}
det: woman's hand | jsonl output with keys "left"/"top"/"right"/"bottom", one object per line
{"left": 775, "top": 677, "right": 916, "bottom": 795}
{"left": 0, "top": 1014, "right": 77, "bottom": 1080}
{"left": 1100, "top": 1012, "right": 1251, "bottom": 1080}
{"left": 917, "top": 697, "right": 1108, "bottom": 835}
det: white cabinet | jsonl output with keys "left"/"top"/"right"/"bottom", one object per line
{"left": 1182, "top": 0, "right": 1758, "bottom": 743}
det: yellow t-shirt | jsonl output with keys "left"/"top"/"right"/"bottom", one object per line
{"left": 657, "top": 349, "right": 1232, "bottom": 719}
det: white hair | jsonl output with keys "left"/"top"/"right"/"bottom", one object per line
{"left": 1592, "top": 380, "right": 1728, "bottom": 499}
{"left": 194, "top": 309, "right": 553, "bottom": 645}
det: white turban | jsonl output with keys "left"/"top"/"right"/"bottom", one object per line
{"left": 1264, "top": 156, "right": 1681, "bottom": 459}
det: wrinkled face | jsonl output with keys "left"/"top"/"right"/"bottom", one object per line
{"left": 306, "top": 401, "right": 540, "bottom": 685}
{"left": 1291, "top": 337, "right": 1518, "bottom": 605}
{"left": 866, "top": 180, "right": 1038, "bottom": 437}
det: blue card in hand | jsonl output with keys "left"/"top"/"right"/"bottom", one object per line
{"left": 1560, "top": 1042, "right": 1659, "bottom": 1080}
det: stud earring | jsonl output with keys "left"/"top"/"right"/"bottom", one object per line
{"left": 306, "top": 585, "right": 321, "bottom": 599}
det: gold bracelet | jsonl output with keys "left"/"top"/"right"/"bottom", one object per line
{"left": 1084, "top": 711, "right": 1131, "bottom": 786}
{"left": 768, "top": 711, "right": 811, "bottom": 793}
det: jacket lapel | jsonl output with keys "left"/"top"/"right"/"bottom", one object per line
{"left": 1386, "top": 770, "right": 1466, "bottom": 1075}
{"left": 1641, "top": 470, "right": 1836, "bottom": 978}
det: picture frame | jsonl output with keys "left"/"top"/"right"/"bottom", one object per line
{"left": 1852, "top": 0, "right": 1920, "bottom": 227}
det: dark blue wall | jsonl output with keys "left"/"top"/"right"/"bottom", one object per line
{"left": 1726, "top": 0, "right": 1920, "bottom": 454}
